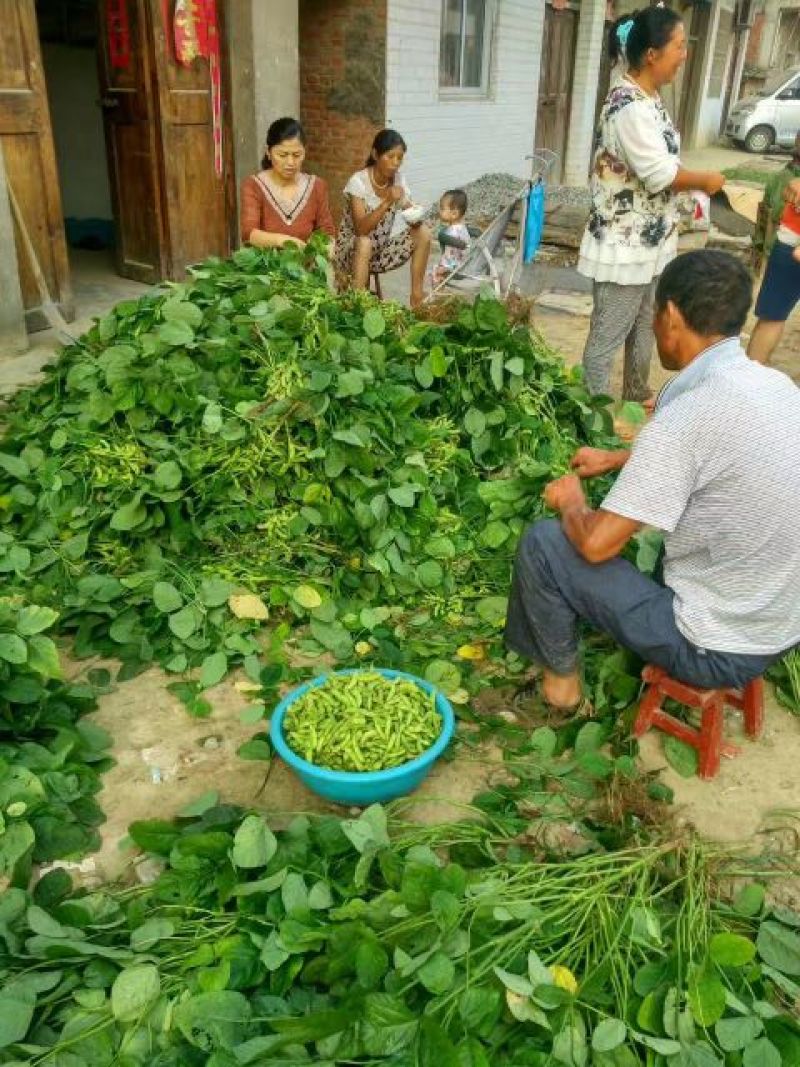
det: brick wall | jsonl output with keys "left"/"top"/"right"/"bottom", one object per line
{"left": 299, "top": 0, "right": 388, "bottom": 221}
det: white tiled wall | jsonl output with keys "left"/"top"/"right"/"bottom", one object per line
{"left": 386, "top": 0, "right": 546, "bottom": 207}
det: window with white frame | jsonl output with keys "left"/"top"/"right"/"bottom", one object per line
{"left": 439, "top": 0, "right": 493, "bottom": 92}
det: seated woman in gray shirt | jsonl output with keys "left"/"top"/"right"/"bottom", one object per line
{"left": 505, "top": 249, "right": 800, "bottom": 714}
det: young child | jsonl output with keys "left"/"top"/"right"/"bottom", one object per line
{"left": 432, "top": 189, "right": 471, "bottom": 286}
{"left": 748, "top": 171, "right": 800, "bottom": 363}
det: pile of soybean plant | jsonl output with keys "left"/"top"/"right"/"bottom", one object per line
{"left": 1, "top": 802, "right": 799, "bottom": 1065}
{"left": 0, "top": 237, "right": 618, "bottom": 689}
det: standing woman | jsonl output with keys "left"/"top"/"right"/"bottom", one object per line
{"left": 240, "top": 117, "right": 335, "bottom": 249}
{"left": 579, "top": 9, "right": 725, "bottom": 400}
{"left": 335, "top": 129, "right": 431, "bottom": 308}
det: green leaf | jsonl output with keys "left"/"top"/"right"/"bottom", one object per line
{"left": 202, "top": 402, "right": 223, "bottom": 434}
{"left": 0, "top": 633, "right": 27, "bottom": 664}
{"left": 743, "top": 1038, "right": 781, "bottom": 1067}
{"left": 154, "top": 460, "right": 183, "bottom": 490}
{"left": 0, "top": 452, "right": 30, "bottom": 479}
{"left": 424, "top": 659, "right": 461, "bottom": 694}
{"left": 341, "top": 805, "right": 390, "bottom": 854}
{"left": 418, "top": 951, "right": 455, "bottom": 994}
{"left": 688, "top": 968, "right": 727, "bottom": 1026}
{"left": 237, "top": 738, "right": 272, "bottom": 761}
{"left": 757, "top": 920, "right": 800, "bottom": 974}
{"left": 26, "top": 635, "right": 61, "bottom": 679}
{"left": 476, "top": 596, "right": 507, "bottom": 627}
{"left": 388, "top": 485, "right": 416, "bottom": 508}
{"left": 162, "top": 299, "right": 203, "bottom": 326}
{"left": 110, "top": 496, "right": 147, "bottom": 531}
{"left": 592, "top": 1018, "right": 627, "bottom": 1052}
{"left": 153, "top": 581, "right": 183, "bottom": 613}
{"left": 199, "top": 651, "right": 228, "bottom": 688}
{"left": 734, "top": 883, "right": 765, "bottom": 917}
{"left": 158, "top": 319, "right": 195, "bottom": 346}
{"left": 361, "top": 993, "right": 418, "bottom": 1057}
{"left": 420, "top": 1017, "right": 460, "bottom": 1067}
{"left": 575, "top": 721, "right": 606, "bottom": 754}
{"left": 308, "top": 880, "right": 334, "bottom": 910}
{"left": 169, "top": 605, "right": 200, "bottom": 639}
{"left": 553, "top": 1017, "right": 588, "bottom": 1067}
{"left": 174, "top": 991, "right": 251, "bottom": 1051}
{"left": 179, "top": 790, "right": 220, "bottom": 817}
{"left": 0, "top": 982, "right": 36, "bottom": 1049}
{"left": 481, "top": 521, "right": 510, "bottom": 548}
{"left": 16, "top": 606, "right": 58, "bottom": 636}
{"left": 232, "top": 814, "right": 278, "bottom": 868}
{"left": 128, "top": 819, "right": 179, "bottom": 855}
{"left": 292, "top": 584, "right": 323, "bottom": 609}
{"left": 716, "top": 1015, "right": 763, "bottom": 1052}
{"left": 423, "top": 536, "right": 456, "bottom": 560}
{"left": 663, "top": 735, "right": 699, "bottom": 778}
{"left": 363, "top": 307, "right": 386, "bottom": 339}
{"left": 356, "top": 940, "right": 389, "bottom": 989}
{"left": 710, "top": 932, "right": 756, "bottom": 967}
{"left": 418, "top": 560, "right": 444, "bottom": 588}
{"left": 200, "top": 577, "right": 234, "bottom": 608}
{"left": 111, "top": 963, "right": 160, "bottom": 1021}
{"left": 131, "top": 918, "right": 175, "bottom": 952}
{"left": 618, "top": 401, "right": 646, "bottom": 426}
{"left": 464, "top": 408, "right": 486, "bottom": 436}
{"left": 281, "top": 871, "right": 309, "bottom": 915}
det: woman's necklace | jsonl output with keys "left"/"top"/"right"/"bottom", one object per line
{"left": 267, "top": 173, "right": 300, "bottom": 204}
{"left": 370, "top": 167, "right": 389, "bottom": 190}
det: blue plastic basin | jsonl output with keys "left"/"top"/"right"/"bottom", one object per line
{"left": 270, "top": 668, "right": 456, "bottom": 805}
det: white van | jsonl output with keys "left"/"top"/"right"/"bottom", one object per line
{"left": 725, "top": 68, "right": 800, "bottom": 153}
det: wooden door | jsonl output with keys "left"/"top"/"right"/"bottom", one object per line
{"left": 147, "top": 0, "right": 233, "bottom": 279}
{"left": 0, "top": 0, "right": 73, "bottom": 321}
{"left": 97, "top": 0, "right": 163, "bottom": 282}
{"left": 97, "top": 0, "right": 233, "bottom": 283}
{"left": 678, "top": 2, "right": 710, "bottom": 143}
{"left": 536, "top": 6, "right": 578, "bottom": 182}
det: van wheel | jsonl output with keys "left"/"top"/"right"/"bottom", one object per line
{"left": 744, "top": 125, "right": 774, "bottom": 153}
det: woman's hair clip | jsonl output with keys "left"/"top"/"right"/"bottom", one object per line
{"left": 616, "top": 17, "right": 635, "bottom": 50}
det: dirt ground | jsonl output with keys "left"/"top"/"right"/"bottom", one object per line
{"left": 80, "top": 646, "right": 800, "bottom": 886}
{"left": 17, "top": 246, "right": 800, "bottom": 883}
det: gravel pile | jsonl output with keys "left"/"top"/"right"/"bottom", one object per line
{"left": 427, "top": 173, "right": 591, "bottom": 223}
{"left": 545, "top": 185, "right": 591, "bottom": 210}
{"left": 425, "top": 173, "right": 528, "bottom": 226}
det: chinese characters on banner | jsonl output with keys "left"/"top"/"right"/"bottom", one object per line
{"left": 173, "top": 0, "right": 223, "bottom": 177}
{"left": 106, "top": 0, "right": 132, "bottom": 68}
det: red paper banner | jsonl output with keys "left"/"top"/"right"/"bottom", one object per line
{"left": 172, "top": 0, "right": 223, "bottom": 178}
{"left": 107, "top": 0, "right": 132, "bottom": 69}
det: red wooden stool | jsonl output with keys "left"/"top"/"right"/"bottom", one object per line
{"left": 633, "top": 666, "right": 765, "bottom": 779}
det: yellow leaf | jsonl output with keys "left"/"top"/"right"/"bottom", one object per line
{"left": 355, "top": 641, "right": 372, "bottom": 657}
{"left": 234, "top": 679, "right": 261, "bottom": 694}
{"left": 449, "top": 688, "right": 470, "bottom": 705}
{"left": 456, "top": 643, "right": 485, "bottom": 661}
{"left": 550, "top": 965, "right": 578, "bottom": 994}
{"left": 292, "top": 585, "right": 322, "bottom": 610}
{"left": 228, "top": 593, "right": 269, "bottom": 621}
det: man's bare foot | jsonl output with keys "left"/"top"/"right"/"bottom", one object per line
{"left": 542, "top": 669, "right": 583, "bottom": 709}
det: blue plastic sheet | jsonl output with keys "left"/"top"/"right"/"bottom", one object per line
{"left": 523, "top": 181, "right": 545, "bottom": 264}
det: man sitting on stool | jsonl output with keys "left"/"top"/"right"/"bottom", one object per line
{"left": 506, "top": 250, "right": 800, "bottom": 715}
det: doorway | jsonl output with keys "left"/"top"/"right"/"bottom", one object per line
{"left": 677, "top": 2, "right": 711, "bottom": 144}
{"left": 36, "top": 0, "right": 129, "bottom": 321}
{"left": 536, "top": 4, "right": 578, "bottom": 182}
{"left": 1, "top": 0, "right": 235, "bottom": 332}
